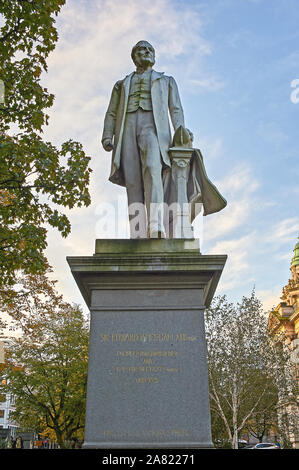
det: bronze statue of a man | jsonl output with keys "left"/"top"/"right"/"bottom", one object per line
{"left": 102, "top": 40, "right": 191, "bottom": 238}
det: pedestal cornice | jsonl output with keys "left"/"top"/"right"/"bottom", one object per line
{"left": 67, "top": 239, "right": 227, "bottom": 309}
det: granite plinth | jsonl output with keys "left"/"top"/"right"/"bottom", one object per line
{"left": 67, "top": 239, "right": 226, "bottom": 448}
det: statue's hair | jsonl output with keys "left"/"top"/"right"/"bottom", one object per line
{"left": 131, "top": 40, "right": 155, "bottom": 65}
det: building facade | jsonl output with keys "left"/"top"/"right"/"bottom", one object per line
{"left": 0, "top": 340, "right": 18, "bottom": 440}
{"left": 267, "top": 238, "right": 299, "bottom": 448}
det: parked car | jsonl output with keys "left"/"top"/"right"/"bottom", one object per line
{"left": 250, "top": 442, "right": 280, "bottom": 449}
{"left": 238, "top": 439, "right": 249, "bottom": 448}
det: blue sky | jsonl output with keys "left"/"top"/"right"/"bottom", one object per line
{"left": 37, "top": 0, "right": 299, "bottom": 314}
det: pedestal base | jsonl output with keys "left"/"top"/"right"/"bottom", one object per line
{"left": 67, "top": 239, "right": 226, "bottom": 449}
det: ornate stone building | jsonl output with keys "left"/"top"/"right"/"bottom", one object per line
{"left": 267, "top": 238, "right": 299, "bottom": 448}
{"left": 268, "top": 238, "right": 299, "bottom": 349}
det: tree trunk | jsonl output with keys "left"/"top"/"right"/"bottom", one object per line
{"left": 232, "top": 432, "right": 239, "bottom": 449}
{"left": 54, "top": 429, "right": 65, "bottom": 449}
{"left": 232, "top": 375, "right": 239, "bottom": 449}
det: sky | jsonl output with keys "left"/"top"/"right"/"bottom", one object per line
{"left": 34, "top": 0, "right": 299, "bottom": 316}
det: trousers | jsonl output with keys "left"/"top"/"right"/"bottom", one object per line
{"left": 121, "top": 108, "right": 165, "bottom": 238}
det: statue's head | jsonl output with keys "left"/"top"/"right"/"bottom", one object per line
{"left": 131, "top": 40, "right": 155, "bottom": 68}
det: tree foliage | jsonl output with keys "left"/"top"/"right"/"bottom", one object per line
{"left": 0, "top": 0, "right": 92, "bottom": 296}
{"left": 244, "top": 406, "right": 279, "bottom": 443}
{"left": 0, "top": 270, "right": 89, "bottom": 447}
{"left": 205, "top": 291, "right": 294, "bottom": 449}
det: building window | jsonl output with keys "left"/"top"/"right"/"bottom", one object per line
{"left": 0, "top": 410, "right": 4, "bottom": 418}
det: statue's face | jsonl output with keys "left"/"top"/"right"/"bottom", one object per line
{"left": 132, "top": 41, "right": 155, "bottom": 67}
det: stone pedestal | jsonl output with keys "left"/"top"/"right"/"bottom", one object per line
{"left": 168, "top": 147, "right": 194, "bottom": 239}
{"left": 67, "top": 239, "right": 226, "bottom": 448}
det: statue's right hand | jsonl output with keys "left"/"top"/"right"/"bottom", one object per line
{"left": 102, "top": 138, "right": 114, "bottom": 152}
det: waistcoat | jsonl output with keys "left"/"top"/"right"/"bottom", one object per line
{"left": 127, "top": 71, "right": 152, "bottom": 112}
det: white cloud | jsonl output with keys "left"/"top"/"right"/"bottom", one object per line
{"left": 202, "top": 164, "right": 259, "bottom": 243}
{"left": 258, "top": 121, "right": 289, "bottom": 147}
{"left": 266, "top": 217, "right": 299, "bottom": 245}
{"left": 198, "top": 163, "right": 297, "bottom": 298}
{"left": 201, "top": 213, "right": 298, "bottom": 299}
{"left": 218, "top": 164, "right": 260, "bottom": 194}
{"left": 199, "top": 137, "right": 223, "bottom": 159}
{"left": 188, "top": 77, "right": 225, "bottom": 91}
{"left": 208, "top": 232, "right": 257, "bottom": 291}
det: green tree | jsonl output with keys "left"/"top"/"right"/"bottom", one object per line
{"left": 205, "top": 291, "right": 294, "bottom": 449}
{"left": 0, "top": 0, "right": 92, "bottom": 298}
{"left": 244, "top": 406, "right": 279, "bottom": 443}
{"left": 0, "top": 270, "right": 89, "bottom": 448}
